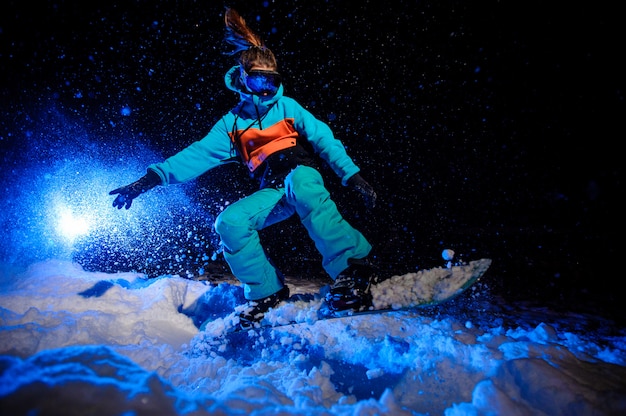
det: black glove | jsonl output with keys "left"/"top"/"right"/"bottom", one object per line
{"left": 109, "top": 170, "right": 161, "bottom": 209}
{"left": 347, "top": 173, "right": 377, "bottom": 209}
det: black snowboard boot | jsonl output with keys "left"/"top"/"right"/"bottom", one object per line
{"left": 239, "top": 285, "right": 290, "bottom": 329}
{"left": 326, "top": 258, "right": 378, "bottom": 312}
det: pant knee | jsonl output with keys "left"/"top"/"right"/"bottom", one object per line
{"left": 286, "top": 166, "right": 326, "bottom": 202}
{"left": 215, "top": 208, "right": 249, "bottom": 250}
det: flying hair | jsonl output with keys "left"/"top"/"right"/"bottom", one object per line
{"left": 224, "top": 8, "right": 265, "bottom": 54}
{"left": 223, "top": 8, "right": 278, "bottom": 72}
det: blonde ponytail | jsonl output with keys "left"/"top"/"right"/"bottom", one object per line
{"left": 223, "top": 8, "right": 277, "bottom": 72}
{"left": 224, "top": 8, "right": 265, "bottom": 54}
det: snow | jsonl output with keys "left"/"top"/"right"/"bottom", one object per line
{"left": 1, "top": 1, "right": 622, "bottom": 413}
{"left": 1, "top": 259, "right": 625, "bottom": 415}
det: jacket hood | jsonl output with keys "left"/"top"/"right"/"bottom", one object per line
{"left": 224, "top": 65, "right": 283, "bottom": 111}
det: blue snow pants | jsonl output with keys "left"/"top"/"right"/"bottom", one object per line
{"left": 214, "top": 165, "right": 372, "bottom": 300}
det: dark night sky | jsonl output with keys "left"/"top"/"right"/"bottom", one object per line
{"left": 1, "top": 1, "right": 623, "bottom": 318}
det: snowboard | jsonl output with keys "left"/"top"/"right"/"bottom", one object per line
{"left": 320, "top": 257, "right": 492, "bottom": 319}
{"left": 216, "top": 258, "right": 492, "bottom": 333}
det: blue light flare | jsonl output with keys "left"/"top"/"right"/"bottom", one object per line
{"left": 55, "top": 206, "right": 91, "bottom": 243}
{"left": 1, "top": 104, "right": 218, "bottom": 277}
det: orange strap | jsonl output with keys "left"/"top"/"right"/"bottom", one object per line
{"left": 229, "top": 118, "right": 298, "bottom": 172}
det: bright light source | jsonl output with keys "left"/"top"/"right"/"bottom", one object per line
{"left": 56, "top": 209, "right": 91, "bottom": 242}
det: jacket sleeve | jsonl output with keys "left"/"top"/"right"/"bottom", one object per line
{"left": 286, "top": 98, "right": 360, "bottom": 185}
{"left": 148, "top": 118, "right": 235, "bottom": 185}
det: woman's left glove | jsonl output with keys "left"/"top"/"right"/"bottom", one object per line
{"left": 109, "top": 169, "right": 161, "bottom": 209}
{"left": 348, "top": 173, "right": 377, "bottom": 209}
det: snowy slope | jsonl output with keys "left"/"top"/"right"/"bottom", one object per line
{"left": 1, "top": 259, "right": 625, "bottom": 415}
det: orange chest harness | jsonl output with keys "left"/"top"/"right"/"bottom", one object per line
{"left": 229, "top": 117, "right": 298, "bottom": 172}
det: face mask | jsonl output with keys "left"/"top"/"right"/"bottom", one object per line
{"left": 241, "top": 68, "right": 282, "bottom": 96}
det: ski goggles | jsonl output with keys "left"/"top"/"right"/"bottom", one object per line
{"left": 241, "top": 68, "right": 282, "bottom": 96}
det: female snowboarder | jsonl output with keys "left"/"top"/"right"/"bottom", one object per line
{"left": 109, "top": 8, "right": 378, "bottom": 329}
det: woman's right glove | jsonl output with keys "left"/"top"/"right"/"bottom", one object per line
{"left": 109, "top": 169, "right": 161, "bottom": 209}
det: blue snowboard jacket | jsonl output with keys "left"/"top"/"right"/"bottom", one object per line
{"left": 148, "top": 65, "right": 361, "bottom": 189}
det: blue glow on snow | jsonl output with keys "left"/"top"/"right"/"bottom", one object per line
{"left": 0, "top": 102, "right": 215, "bottom": 276}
